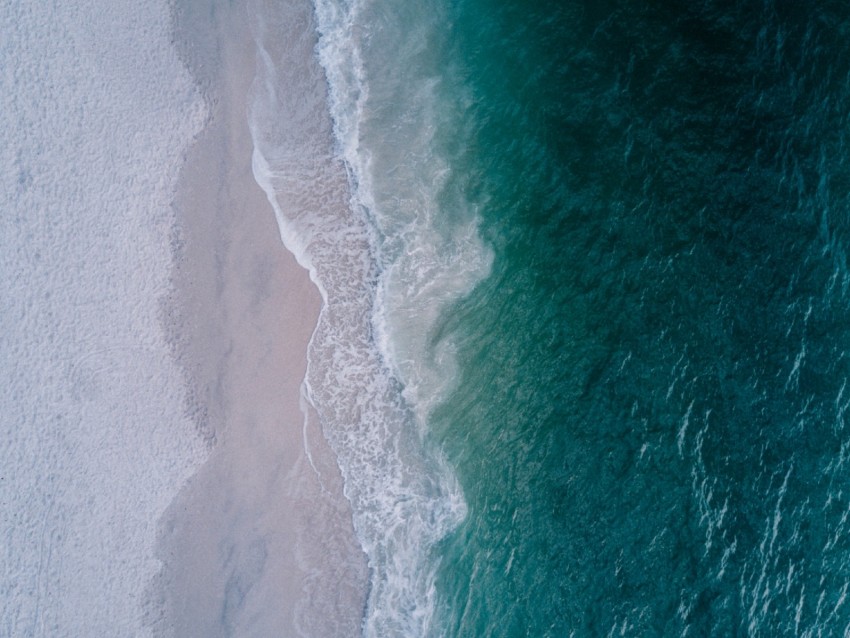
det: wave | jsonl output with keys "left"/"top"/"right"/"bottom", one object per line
{"left": 248, "top": 0, "right": 491, "bottom": 634}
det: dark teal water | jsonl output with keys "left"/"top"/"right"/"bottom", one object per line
{"left": 303, "top": 0, "right": 850, "bottom": 634}
{"left": 429, "top": 1, "right": 850, "bottom": 635}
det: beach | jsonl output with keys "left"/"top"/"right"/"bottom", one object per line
{"left": 151, "top": 0, "right": 366, "bottom": 635}
{"left": 8, "top": 0, "right": 850, "bottom": 634}
{"left": 0, "top": 0, "right": 366, "bottom": 634}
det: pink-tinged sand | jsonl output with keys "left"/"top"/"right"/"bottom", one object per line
{"left": 147, "top": 2, "right": 367, "bottom": 636}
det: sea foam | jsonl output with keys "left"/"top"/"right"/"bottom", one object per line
{"left": 249, "top": 0, "right": 491, "bottom": 634}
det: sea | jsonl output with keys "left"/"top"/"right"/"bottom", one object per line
{"left": 249, "top": 0, "right": 850, "bottom": 635}
{"left": 4, "top": 0, "right": 850, "bottom": 634}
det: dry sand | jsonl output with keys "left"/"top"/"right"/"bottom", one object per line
{"left": 146, "top": 1, "right": 367, "bottom": 636}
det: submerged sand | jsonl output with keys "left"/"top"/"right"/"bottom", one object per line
{"left": 147, "top": 1, "right": 367, "bottom": 636}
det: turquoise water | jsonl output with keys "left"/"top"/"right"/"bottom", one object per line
{"left": 302, "top": 0, "right": 850, "bottom": 634}
{"left": 429, "top": 2, "right": 850, "bottom": 635}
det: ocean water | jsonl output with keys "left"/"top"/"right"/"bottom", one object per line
{"left": 258, "top": 0, "right": 850, "bottom": 635}
{"left": 429, "top": 2, "right": 850, "bottom": 635}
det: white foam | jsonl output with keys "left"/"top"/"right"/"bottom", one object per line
{"left": 249, "top": 0, "right": 489, "bottom": 633}
{"left": 312, "top": 0, "right": 493, "bottom": 425}
{"left": 310, "top": 0, "right": 497, "bottom": 627}
{"left": 0, "top": 1, "right": 207, "bottom": 635}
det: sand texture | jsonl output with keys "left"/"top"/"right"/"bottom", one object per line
{"left": 148, "top": 1, "right": 367, "bottom": 636}
{"left": 1, "top": 1, "right": 208, "bottom": 634}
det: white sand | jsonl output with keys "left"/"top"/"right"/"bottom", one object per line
{"left": 0, "top": 0, "right": 208, "bottom": 635}
{"left": 1, "top": 0, "right": 365, "bottom": 632}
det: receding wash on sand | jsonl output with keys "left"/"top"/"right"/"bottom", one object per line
{"left": 152, "top": 1, "right": 365, "bottom": 635}
{"left": 5, "top": 0, "right": 850, "bottom": 636}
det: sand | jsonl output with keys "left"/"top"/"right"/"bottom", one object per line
{"left": 147, "top": 1, "right": 367, "bottom": 636}
{"left": 1, "top": 1, "right": 209, "bottom": 633}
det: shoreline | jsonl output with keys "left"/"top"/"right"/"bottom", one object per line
{"left": 148, "top": 1, "right": 366, "bottom": 635}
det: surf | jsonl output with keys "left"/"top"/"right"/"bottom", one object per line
{"left": 249, "top": 0, "right": 491, "bottom": 634}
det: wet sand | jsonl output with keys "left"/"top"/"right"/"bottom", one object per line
{"left": 146, "top": 1, "right": 366, "bottom": 635}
